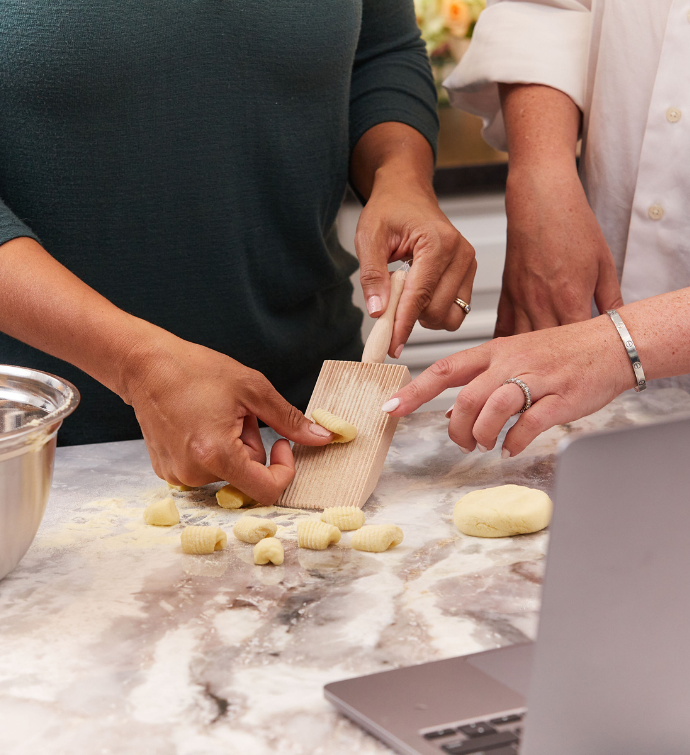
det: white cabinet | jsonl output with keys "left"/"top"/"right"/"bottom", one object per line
{"left": 337, "top": 192, "right": 507, "bottom": 411}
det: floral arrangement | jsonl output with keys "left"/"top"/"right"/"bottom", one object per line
{"left": 415, "top": 0, "right": 485, "bottom": 105}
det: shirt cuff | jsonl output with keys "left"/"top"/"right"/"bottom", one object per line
{"left": 0, "top": 198, "right": 40, "bottom": 248}
{"left": 349, "top": 102, "right": 439, "bottom": 162}
{"left": 443, "top": 2, "right": 591, "bottom": 151}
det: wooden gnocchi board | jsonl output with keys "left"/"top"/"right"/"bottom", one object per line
{"left": 277, "top": 360, "right": 410, "bottom": 510}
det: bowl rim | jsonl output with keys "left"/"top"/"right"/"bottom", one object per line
{"left": 0, "top": 364, "right": 81, "bottom": 443}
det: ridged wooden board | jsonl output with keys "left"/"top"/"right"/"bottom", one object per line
{"left": 277, "top": 360, "right": 410, "bottom": 510}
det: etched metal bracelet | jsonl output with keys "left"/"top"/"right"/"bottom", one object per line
{"left": 606, "top": 310, "right": 647, "bottom": 392}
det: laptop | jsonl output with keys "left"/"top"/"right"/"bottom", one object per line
{"left": 325, "top": 415, "right": 690, "bottom": 755}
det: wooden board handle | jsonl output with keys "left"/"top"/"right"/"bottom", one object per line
{"left": 361, "top": 267, "right": 408, "bottom": 364}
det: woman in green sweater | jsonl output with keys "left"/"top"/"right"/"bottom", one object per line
{"left": 0, "top": 1, "right": 476, "bottom": 502}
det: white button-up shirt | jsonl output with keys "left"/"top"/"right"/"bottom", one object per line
{"left": 444, "top": 0, "right": 689, "bottom": 305}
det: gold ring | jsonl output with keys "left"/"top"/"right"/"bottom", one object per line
{"left": 454, "top": 297, "right": 471, "bottom": 315}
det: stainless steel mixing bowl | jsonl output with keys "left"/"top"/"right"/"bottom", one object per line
{"left": 0, "top": 365, "right": 80, "bottom": 580}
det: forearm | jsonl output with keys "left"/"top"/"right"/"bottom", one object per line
{"left": 350, "top": 122, "right": 435, "bottom": 202}
{"left": 500, "top": 83, "right": 580, "bottom": 179}
{"left": 617, "top": 289, "right": 690, "bottom": 384}
{"left": 0, "top": 236, "right": 163, "bottom": 401}
{"left": 495, "top": 83, "right": 622, "bottom": 335}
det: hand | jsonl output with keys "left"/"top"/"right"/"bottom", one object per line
{"left": 383, "top": 315, "right": 635, "bottom": 457}
{"left": 496, "top": 166, "right": 623, "bottom": 337}
{"left": 495, "top": 82, "right": 623, "bottom": 337}
{"left": 121, "top": 331, "right": 333, "bottom": 503}
{"left": 349, "top": 122, "right": 476, "bottom": 359}
{"left": 355, "top": 168, "right": 476, "bottom": 358}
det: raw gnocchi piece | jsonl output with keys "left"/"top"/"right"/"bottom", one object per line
{"left": 253, "top": 537, "right": 284, "bottom": 565}
{"left": 351, "top": 524, "right": 403, "bottom": 552}
{"left": 320, "top": 506, "right": 365, "bottom": 531}
{"left": 143, "top": 496, "right": 180, "bottom": 526}
{"left": 233, "top": 516, "right": 278, "bottom": 544}
{"left": 167, "top": 482, "right": 193, "bottom": 492}
{"left": 181, "top": 525, "right": 227, "bottom": 554}
{"left": 310, "top": 408, "right": 357, "bottom": 444}
{"left": 216, "top": 484, "right": 253, "bottom": 510}
{"left": 297, "top": 519, "right": 341, "bottom": 550}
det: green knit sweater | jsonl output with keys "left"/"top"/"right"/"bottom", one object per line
{"left": 0, "top": 0, "right": 438, "bottom": 445}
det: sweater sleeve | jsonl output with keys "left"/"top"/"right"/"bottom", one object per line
{"left": 349, "top": 0, "right": 439, "bottom": 159}
{"left": 443, "top": 0, "right": 591, "bottom": 151}
{"left": 0, "top": 197, "right": 40, "bottom": 247}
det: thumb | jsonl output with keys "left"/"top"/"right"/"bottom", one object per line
{"left": 246, "top": 376, "right": 334, "bottom": 446}
{"left": 355, "top": 221, "right": 392, "bottom": 318}
{"left": 594, "top": 255, "right": 624, "bottom": 314}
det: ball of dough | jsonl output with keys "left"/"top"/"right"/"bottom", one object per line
{"left": 181, "top": 525, "right": 227, "bottom": 554}
{"left": 310, "top": 408, "right": 357, "bottom": 443}
{"left": 320, "top": 506, "right": 365, "bottom": 531}
{"left": 453, "top": 484, "right": 553, "bottom": 538}
{"left": 233, "top": 516, "right": 278, "bottom": 544}
{"left": 351, "top": 524, "right": 403, "bottom": 552}
{"left": 253, "top": 537, "right": 284, "bottom": 565}
{"left": 143, "top": 496, "right": 180, "bottom": 526}
{"left": 216, "top": 484, "right": 253, "bottom": 510}
{"left": 296, "top": 519, "right": 341, "bottom": 550}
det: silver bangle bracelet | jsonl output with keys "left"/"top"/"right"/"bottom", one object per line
{"left": 607, "top": 309, "right": 647, "bottom": 392}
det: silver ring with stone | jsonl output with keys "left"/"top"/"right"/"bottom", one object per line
{"left": 503, "top": 378, "right": 532, "bottom": 413}
{"left": 454, "top": 297, "right": 471, "bottom": 315}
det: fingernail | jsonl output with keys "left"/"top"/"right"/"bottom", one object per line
{"left": 393, "top": 344, "right": 404, "bottom": 359}
{"left": 459, "top": 446, "right": 471, "bottom": 455}
{"left": 444, "top": 405, "right": 455, "bottom": 419}
{"left": 381, "top": 398, "right": 400, "bottom": 413}
{"left": 367, "top": 295, "right": 382, "bottom": 316}
{"left": 309, "top": 422, "right": 332, "bottom": 438}
{"left": 477, "top": 443, "right": 488, "bottom": 453}
{"left": 501, "top": 448, "right": 511, "bottom": 459}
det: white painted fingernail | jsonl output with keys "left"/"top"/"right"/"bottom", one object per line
{"left": 393, "top": 344, "right": 404, "bottom": 359}
{"left": 444, "top": 405, "right": 455, "bottom": 419}
{"left": 309, "top": 423, "right": 332, "bottom": 438}
{"left": 477, "top": 443, "right": 488, "bottom": 453}
{"left": 381, "top": 398, "right": 400, "bottom": 413}
{"left": 367, "top": 295, "right": 382, "bottom": 316}
{"left": 501, "top": 448, "right": 511, "bottom": 459}
{"left": 459, "top": 446, "right": 471, "bottom": 455}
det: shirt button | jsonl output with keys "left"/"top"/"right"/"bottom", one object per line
{"left": 666, "top": 107, "right": 682, "bottom": 123}
{"left": 648, "top": 204, "right": 665, "bottom": 221}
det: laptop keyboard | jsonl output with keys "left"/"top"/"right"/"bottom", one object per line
{"left": 421, "top": 711, "right": 524, "bottom": 754}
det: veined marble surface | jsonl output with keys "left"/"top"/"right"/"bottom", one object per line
{"left": 1, "top": 388, "right": 689, "bottom": 755}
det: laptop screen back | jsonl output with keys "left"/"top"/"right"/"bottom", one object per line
{"left": 522, "top": 416, "right": 690, "bottom": 755}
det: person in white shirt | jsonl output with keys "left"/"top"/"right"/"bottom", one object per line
{"left": 380, "top": 0, "right": 690, "bottom": 457}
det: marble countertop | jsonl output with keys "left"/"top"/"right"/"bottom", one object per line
{"left": 1, "top": 388, "right": 689, "bottom": 755}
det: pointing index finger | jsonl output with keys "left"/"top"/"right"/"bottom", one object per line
{"left": 382, "top": 343, "right": 492, "bottom": 416}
